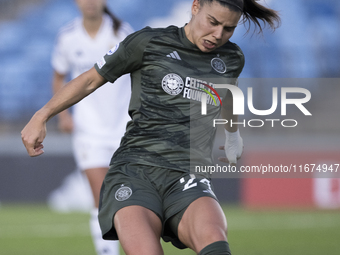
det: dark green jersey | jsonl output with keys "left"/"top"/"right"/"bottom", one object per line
{"left": 95, "top": 26, "right": 244, "bottom": 172}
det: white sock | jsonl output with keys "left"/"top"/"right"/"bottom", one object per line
{"left": 90, "top": 208, "right": 120, "bottom": 255}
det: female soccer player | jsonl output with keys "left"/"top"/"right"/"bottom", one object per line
{"left": 51, "top": 0, "right": 132, "bottom": 254}
{"left": 22, "top": 0, "right": 280, "bottom": 254}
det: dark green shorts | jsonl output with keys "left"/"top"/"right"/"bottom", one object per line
{"left": 98, "top": 162, "right": 218, "bottom": 249}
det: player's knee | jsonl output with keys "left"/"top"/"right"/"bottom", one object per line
{"left": 203, "top": 224, "right": 227, "bottom": 241}
{"left": 191, "top": 224, "right": 227, "bottom": 252}
{"left": 198, "top": 241, "right": 231, "bottom": 255}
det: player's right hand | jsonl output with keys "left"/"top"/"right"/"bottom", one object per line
{"left": 21, "top": 114, "right": 47, "bottom": 157}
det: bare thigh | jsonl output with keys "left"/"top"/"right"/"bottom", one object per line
{"left": 177, "top": 197, "right": 227, "bottom": 253}
{"left": 85, "top": 167, "right": 108, "bottom": 208}
{"left": 114, "top": 205, "right": 164, "bottom": 255}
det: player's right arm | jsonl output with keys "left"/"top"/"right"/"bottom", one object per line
{"left": 21, "top": 67, "right": 107, "bottom": 157}
{"left": 52, "top": 71, "right": 74, "bottom": 133}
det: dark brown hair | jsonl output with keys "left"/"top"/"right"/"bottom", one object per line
{"left": 103, "top": 6, "right": 122, "bottom": 35}
{"left": 199, "top": 0, "right": 281, "bottom": 34}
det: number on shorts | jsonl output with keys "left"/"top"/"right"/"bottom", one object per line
{"left": 200, "top": 178, "right": 215, "bottom": 196}
{"left": 180, "top": 175, "right": 215, "bottom": 197}
{"left": 181, "top": 174, "right": 198, "bottom": 191}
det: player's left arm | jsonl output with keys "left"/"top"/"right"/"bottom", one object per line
{"left": 219, "top": 89, "right": 243, "bottom": 165}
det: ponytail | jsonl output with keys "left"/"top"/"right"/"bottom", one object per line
{"left": 103, "top": 6, "right": 122, "bottom": 35}
{"left": 242, "top": 0, "right": 280, "bottom": 34}
{"left": 199, "top": 0, "right": 281, "bottom": 34}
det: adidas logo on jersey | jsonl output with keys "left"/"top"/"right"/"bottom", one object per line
{"left": 167, "top": 51, "right": 181, "bottom": 60}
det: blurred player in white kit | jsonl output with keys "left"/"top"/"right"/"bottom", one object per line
{"left": 51, "top": 0, "right": 133, "bottom": 254}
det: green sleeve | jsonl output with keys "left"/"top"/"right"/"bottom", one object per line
{"left": 94, "top": 27, "right": 154, "bottom": 82}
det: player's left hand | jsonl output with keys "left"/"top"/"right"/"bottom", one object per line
{"left": 218, "top": 129, "right": 243, "bottom": 166}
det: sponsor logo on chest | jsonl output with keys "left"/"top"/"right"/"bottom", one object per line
{"left": 161, "top": 73, "right": 220, "bottom": 107}
{"left": 160, "top": 55, "right": 226, "bottom": 105}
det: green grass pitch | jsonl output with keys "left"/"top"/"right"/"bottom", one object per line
{"left": 0, "top": 204, "right": 339, "bottom": 255}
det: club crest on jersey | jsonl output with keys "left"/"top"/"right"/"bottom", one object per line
{"left": 162, "top": 73, "right": 184, "bottom": 95}
{"left": 115, "top": 185, "right": 132, "bottom": 201}
{"left": 107, "top": 43, "right": 120, "bottom": 55}
{"left": 211, "top": 57, "right": 227, "bottom": 74}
